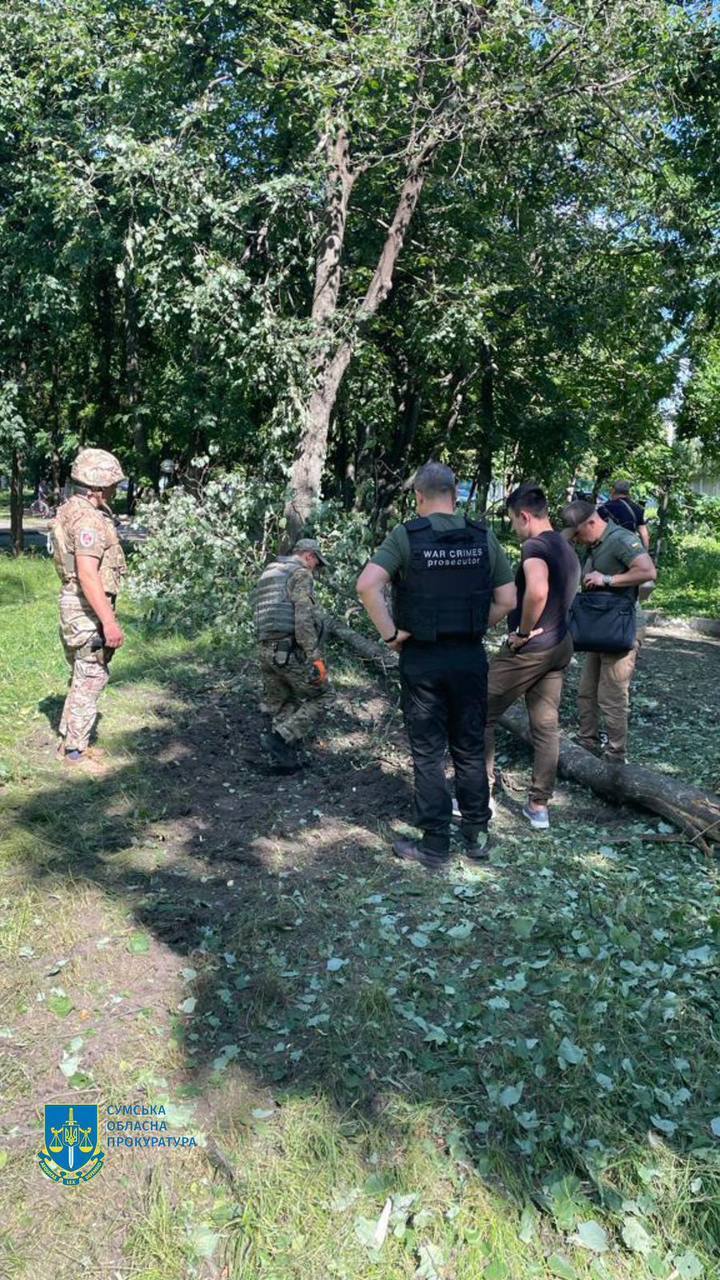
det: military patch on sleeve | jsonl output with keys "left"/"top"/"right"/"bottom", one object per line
{"left": 79, "top": 529, "right": 96, "bottom": 548}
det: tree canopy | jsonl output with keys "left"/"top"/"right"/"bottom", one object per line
{"left": 1, "top": 0, "right": 719, "bottom": 534}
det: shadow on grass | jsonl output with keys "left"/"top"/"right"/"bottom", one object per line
{"left": 5, "top": 641, "right": 720, "bottom": 1265}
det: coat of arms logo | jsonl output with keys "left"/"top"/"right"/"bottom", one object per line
{"left": 38, "top": 1104, "right": 104, "bottom": 1186}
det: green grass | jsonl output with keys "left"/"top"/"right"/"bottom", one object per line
{"left": 0, "top": 489, "right": 34, "bottom": 513}
{"left": 652, "top": 534, "right": 720, "bottom": 619}
{"left": 1, "top": 556, "right": 719, "bottom": 1280}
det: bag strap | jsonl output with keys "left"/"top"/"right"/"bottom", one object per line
{"left": 616, "top": 498, "right": 639, "bottom": 529}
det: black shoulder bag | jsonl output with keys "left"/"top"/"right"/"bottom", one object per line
{"left": 568, "top": 538, "right": 637, "bottom": 654}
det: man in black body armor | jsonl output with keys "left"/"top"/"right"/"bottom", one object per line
{"left": 357, "top": 463, "right": 516, "bottom": 869}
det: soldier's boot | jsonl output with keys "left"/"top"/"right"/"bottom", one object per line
{"left": 260, "top": 731, "right": 300, "bottom": 774}
{"left": 285, "top": 741, "right": 308, "bottom": 771}
{"left": 61, "top": 749, "right": 109, "bottom": 776}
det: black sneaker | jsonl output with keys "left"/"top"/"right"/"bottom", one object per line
{"left": 453, "top": 825, "right": 492, "bottom": 862}
{"left": 392, "top": 838, "right": 449, "bottom": 871}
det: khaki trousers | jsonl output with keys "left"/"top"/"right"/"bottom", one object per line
{"left": 577, "top": 645, "right": 638, "bottom": 762}
{"left": 258, "top": 642, "right": 332, "bottom": 745}
{"left": 58, "top": 589, "right": 110, "bottom": 752}
{"left": 485, "top": 634, "right": 573, "bottom": 805}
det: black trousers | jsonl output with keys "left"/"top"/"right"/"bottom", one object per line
{"left": 399, "top": 639, "right": 491, "bottom": 855}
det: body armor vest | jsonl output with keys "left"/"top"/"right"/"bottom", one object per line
{"left": 253, "top": 558, "right": 298, "bottom": 640}
{"left": 393, "top": 517, "right": 493, "bottom": 642}
{"left": 49, "top": 497, "right": 126, "bottom": 595}
{"left": 49, "top": 510, "right": 74, "bottom": 582}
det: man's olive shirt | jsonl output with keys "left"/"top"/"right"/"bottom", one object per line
{"left": 577, "top": 519, "right": 646, "bottom": 597}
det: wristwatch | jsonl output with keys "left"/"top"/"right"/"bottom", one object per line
{"left": 603, "top": 574, "right": 613, "bottom": 587}
{"left": 516, "top": 630, "right": 530, "bottom": 639}
{"left": 384, "top": 628, "right": 399, "bottom": 644}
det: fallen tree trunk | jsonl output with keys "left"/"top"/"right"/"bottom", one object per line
{"left": 326, "top": 615, "right": 720, "bottom": 854}
{"left": 499, "top": 704, "right": 720, "bottom": 855}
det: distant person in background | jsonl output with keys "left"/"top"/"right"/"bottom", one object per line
{"left": 485, "top": 483, "right": 580, "bottom": 831}
{"left": 598, "top": 480, "right": 650, "bottom": 550}
{"left": 598, "top": 480, "right": 655, "bottom": 600}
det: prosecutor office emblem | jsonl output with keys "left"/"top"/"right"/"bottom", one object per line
{"left": 38, "top": 1104, "right": 104, "bottom": 1186}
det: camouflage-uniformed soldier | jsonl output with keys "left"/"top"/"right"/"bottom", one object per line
{"left": 50, "top": 449, "right": 127, "bottom": 770}
{"left": 252, "top": 538, "right": 332, "bottom": 771}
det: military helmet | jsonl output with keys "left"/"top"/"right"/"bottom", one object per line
{"left": 71, "top": 448, "right": 125, "bottom": 488}
{"left": 293, "top": 537, "right": 328, "bottom": 567}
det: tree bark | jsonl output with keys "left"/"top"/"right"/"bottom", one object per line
{"left": 122, "top": 227, "right": 154, "bottom": 490}
{"left": 373, "top": 378, "right": 422, "bottom": 531}
{"left": 287, "top": 156, "right": 427, "bottom": 540}
{"left": 470, "top": 341, "right": 495, "bottom": 512}
{"left": 654, "top": 481, "right": 671, "bottom": 565}
{"left": 10, "top": 447, "right": 24, "bottom": 555}
{"left": 325, "top": 616, "right": 720, "bottom": 853}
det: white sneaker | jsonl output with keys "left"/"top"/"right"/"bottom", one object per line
{"left": 522, "top": 803, "right": 550, "bottom": 830}
{"left": 452, "top": 795, "right": 495, "bottom": 822}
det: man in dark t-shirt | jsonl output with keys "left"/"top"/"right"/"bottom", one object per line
{"left": 485, "top": 483, "right": 580, "bottom": 831}
{"left": 598, "top": 481, "right": 649, "bottom": 550}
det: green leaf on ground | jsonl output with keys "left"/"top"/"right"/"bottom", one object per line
{"left": 68, "top": 1071, "right": 93, "bottom": 1089}
{"left": 191, "top": 1226, "right": 220, "bottom": 1259}
{"left": 415, "top": 1242, "right": 445, "bottom": 1279}
{"left": 558, "top": 1037, "right": 586, "bottom": 1067}
{"left": 518, "top": 1204, "right": 537, "bottom": 1244}
{"left": 547, "top": 1254, "right": 578, "bottom": 1279}
{"left": 575, "top": 1220, "right": 609, "bottom": 1253}
{"left": 485, "top": 1260, "right": 510, "bottom": 1280}
{"left": 622, "top": 1217, "right": 653, "bottom": 1254}
{"left": 47, "top": 994, "right": 74, "bottom": 1017}
{"left": 674, "top": 1251, "right": 704, "bottom": 1279}
{"left": 127, "top": 932, "right": 150, "bottom": 955}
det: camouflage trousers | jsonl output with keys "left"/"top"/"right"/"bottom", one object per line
{"left": 58, "top": 590, "right": 110, "bottom": 753}
{"left": 258, "top": 641, "right": 333, "bottom": 744}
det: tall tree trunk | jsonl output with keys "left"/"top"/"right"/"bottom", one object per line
{"left": 373, "top": 381, "right": 421, "bottom": 531}
{"left": 287, "top": 152, "right": 427, "bottom": 540}
{"left": 287, "top": 342, "right": 353, "bottom": 539}
{"left": 10, "top": 447, "right": 24, "bottom": 556}
{"left": 655, "top": 481, "right": 671, "bottom": 565}
{"left": 95, "top": 266, "right": 117, "bottom": 432}
{"left": 471, "top": 341, "right": 495, "bottom": 512}
{"left": 123, "top": 256, "right": 152, "bottom": 488}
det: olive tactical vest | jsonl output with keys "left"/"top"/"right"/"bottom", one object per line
{"left": 253, "top": 558, "right": 299, "bottom": 640}
{"left": 393, "top": 517, "right": 493, "bottom": 642}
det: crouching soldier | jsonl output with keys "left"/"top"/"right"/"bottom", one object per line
{"left": 252, "top": 538, "right": 332, "bottom": 771}
{"left": 51, "top": 448, "right": 127, "bottom": 771}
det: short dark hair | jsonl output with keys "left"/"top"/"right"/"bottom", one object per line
{"left": 506, "top": 482, "right": 548, "bottom": 518}
{"left": 413, "top": 461, "right": 456, "bottom": 499}
{"left": 612, "top": 479, "right": 631, "bottom": 495}
{"left": 562, "top": 499, "right": 597, "bottom": 529}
